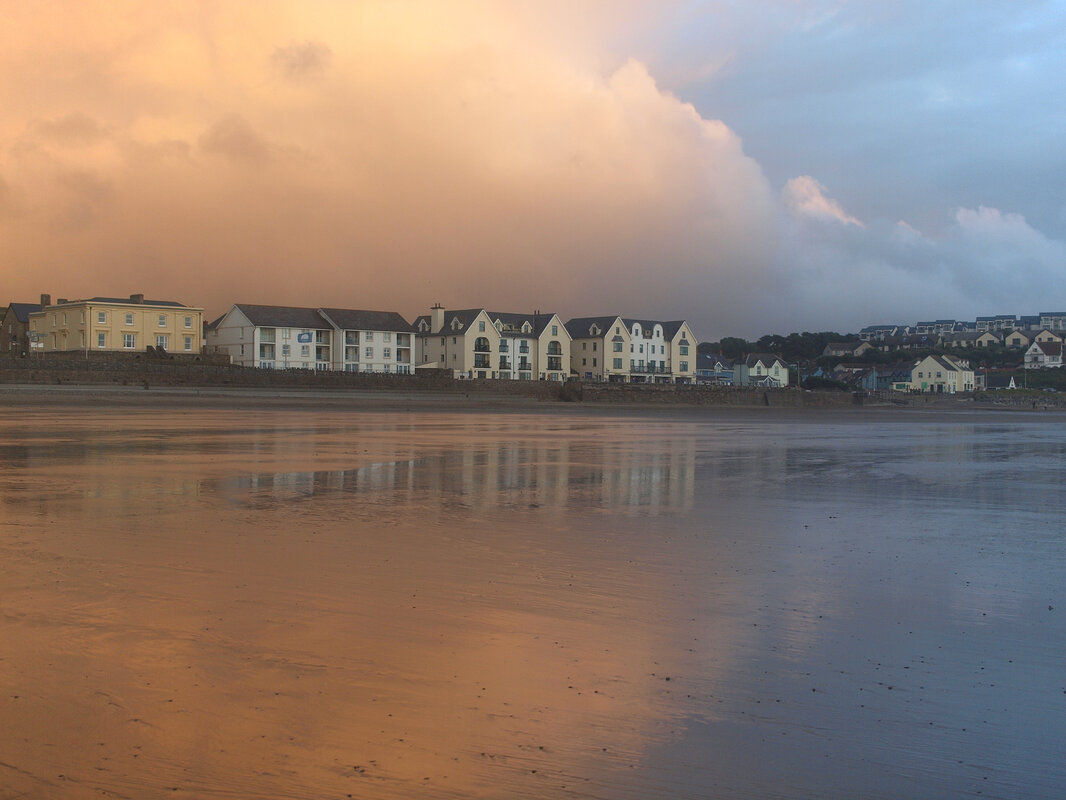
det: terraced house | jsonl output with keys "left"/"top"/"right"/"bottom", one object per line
{"left": 414, "top": 306, "right": 570, "bottom": 380}
{"left": 207, "top": 304, "right": 414, "bottom": 372}
{"left": 28, "top": 294, "right": 203, "bottom": 354}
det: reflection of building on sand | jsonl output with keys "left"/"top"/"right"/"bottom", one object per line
{"left": 231, "top": 438, "right": 695, "bottom": 514}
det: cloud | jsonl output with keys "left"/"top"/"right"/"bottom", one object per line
{"left": 271, "top": 42, "right": 332, "bottom": 81}
{"left": 1, "top": 1, "right": 1063, "bottom": 341}
{"left": 30, "top": 113, "right": 110, "bottom": 147}
{"left": 782, "top": 176, "right": 864, "bottom": 228}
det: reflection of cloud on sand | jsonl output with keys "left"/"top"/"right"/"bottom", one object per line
{"left": 0, "top": 409, "right": 708, "bottom": 798}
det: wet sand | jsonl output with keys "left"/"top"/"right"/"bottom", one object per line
{"left": 2, "top": 399, "right": 1064, "bottom": 798}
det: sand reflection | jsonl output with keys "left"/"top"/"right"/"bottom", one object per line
{"left": 1, "top": 410, "right": 699, "bottom": 799}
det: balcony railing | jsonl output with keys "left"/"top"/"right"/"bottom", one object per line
{"left": 630, "top": 363, "right": 671, "bottom": 374}
{"left": 499, "top": 360, "right": 513, "bottom": 370}
{"left": 473, "top": 355, "right": 491, "bottom": 368}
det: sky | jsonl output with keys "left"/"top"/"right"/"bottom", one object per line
{"left": 2, "top": 1, "right": 1064, "bottom": 340}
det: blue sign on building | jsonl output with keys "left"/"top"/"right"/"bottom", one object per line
{"left": 297, "top": 332, "right": 313, "bottom": 343}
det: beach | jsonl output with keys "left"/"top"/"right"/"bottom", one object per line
{"left": 2, "top": 393, "right": 1064, "bottom": 798}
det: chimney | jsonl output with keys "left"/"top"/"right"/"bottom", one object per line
{"left": 40, "top": 293, "right": 51, "bottom": 307}
{"left": 57, "top": 298, "right": 68, "bottom": 305}
{"left": 431, "top": 302, "right": 445, "bottom": 333}
{"left": 130, "top": 293, "right": 145, "bottom": 304}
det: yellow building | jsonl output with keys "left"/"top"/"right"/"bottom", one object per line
{"left": 29, "top": 294, "right": 204, "bottom": 355}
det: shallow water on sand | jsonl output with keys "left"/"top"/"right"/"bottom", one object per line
{"left": 2, "top": 406, "right": 1064, "bottom": 799}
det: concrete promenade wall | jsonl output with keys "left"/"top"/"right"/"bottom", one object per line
{"left": 5, "top": 355, "right": 1064, "bottom": 409}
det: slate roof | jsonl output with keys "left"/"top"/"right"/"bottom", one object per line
{"left": 621, "top": 318, "right": 689, "bottom": 341}
{"left": 564, "top": 316, "right": 623, "bottom": 339}
{"left": 487, "top": 311, "right": 560, "bottom": 338}
{"left": 744, "top": 353, "right": 787, "bottom": 368}
{"left": 7, "top": 303, "right": 41, "bottom": 322}
{"left": 319, "top": 308, "right": 414, "bottom": 332}
{"left": 231, "top": 304, "right": 330, "bottom": 329}
{"left": 83, "top": 296, "right": 189, "bottom": 308}
{"left": 1032, "top": 341, "right": 1063, "bottom": 357}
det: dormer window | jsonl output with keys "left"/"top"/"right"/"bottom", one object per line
{"left": 451, "top": 318, "right": 462, "bottom": 331}
{"left": 495, "top": 321, "right": 502, "bottom": 331}
{"left": 590, "top": 324, "right": 600, "bottom": 336}
{"left": 522, "top": 323, "right": 531, "bottom": 333}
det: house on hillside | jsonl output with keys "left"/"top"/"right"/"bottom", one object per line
{"left": 1024, "top": 340, "right": 1063, "bottom": 369}
{"left": 910, "top": 354, "right": 975, "bottom": 393}
{"left": 1002, "top": 330, "right": 1031, "bottom": 349}
{"left": 822, "top": 341, "right": 873, "bottom": 358}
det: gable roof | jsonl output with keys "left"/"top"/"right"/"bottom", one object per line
{"left": 487, "top": 311, "right": 562, "bottom": 338}
{"left": 564, "top": 316, "right": 624, "bottom": 339}
{"left": 744, "top": 352, "right": 786, "bottom": 368}
{"left": 230, "top": 304, "right": 329, "bottom": 329}
{"left": 319, "top": 308, "right": 414, "bottom": 332}
{"left": 1032, "top": 341, "right": 1063, "bottom": 357}
{"left": 7, "top": 303, "right": 42, "bottom": 322}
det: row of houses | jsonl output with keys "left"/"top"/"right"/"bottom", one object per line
{"left": 824, "top": 332, "right": 1064, "bottom": 371}
{"left": 859, "top": 311, "right": 1066, "bottom": 341}
{"left": 7, "top": 294, "right": 703, "bottom": 384}
{"left": 831, "top": 326, "right": 1066, "bottom": 356}
{"left": 694, "top": 353, "right": 792, "bottom": 387}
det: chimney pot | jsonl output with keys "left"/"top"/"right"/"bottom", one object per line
{"left": 130, "top": 293, "right": 145, "bottom": 304}
{"left": 40, "top": 293, "right": 51, "bottom": 307}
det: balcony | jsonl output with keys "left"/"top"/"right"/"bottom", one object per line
{"left": 474, "top": 355, "right": 491, "bottom": 369}
{"left": 474, "top": 336, "right": 491, "bottom": 353}
{"left": 499, "top": 359, "right": 513, "bottom": 370}
{"left": 630, "top": 363, "right": 671, "bottom": 374}
{"left": 546, "top": 342, "right": 563, "bottom": 355}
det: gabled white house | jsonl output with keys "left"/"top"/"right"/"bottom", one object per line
{"left": 734, "top": 353, "right": 790, "bottom": 387}
{"left": 622, "top": 319, "right": 698, "bottom": 384}
{"left": 207, "top": 304, "right": 415, "bottom": 371}
{"left": 1024, "top": 340, "right": 1063, "bottom": 369}
{"left": 414, "top": 307, "right": 500, "bottom": 378}
{"left": 910, "top": 354, "right": 975, "bottom": 393}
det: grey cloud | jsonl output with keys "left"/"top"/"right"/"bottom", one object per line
{"left": 271, "top": 41, "right": 332, "bottom": 81}
{"left": 30, "top": 112, "right": 109, "bottom": 147}
{"left": 198, "top": 115, "right": 273, "bottom": 165}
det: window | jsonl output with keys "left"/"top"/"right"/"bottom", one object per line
{"left": 592, "top": 358, "right": 597, "bottom": 367}
{"left": 123, "top": 333, "right": 136, "bottom": 349}
{"left": 592, "top": 342, "right": 597, "bottom": 352}
{"left": 301, "top": 344, "right": 310, "bottom": 357}
{"left": 613, "top": 358, "right": 623, "bottom": 369}
{"left": 156, "top": 335, "right": 168, "bottom": 349}
{"left": 479, "top": 321, "right": 485, "bottom": 332}
{"left": 582, "top": 342, "right": 587, "bottom": 350}
{"left": 97, "top": 332, "right": 106, "bottom": 348}
{"left": 551, "top": 324, "right": 558, "bottom": 336}
{"left": 365, "top": 347, "right": 373, "bottom": 359}
{"left": 184, "top": 316, "right": 192, "bottom": 328}
{"left": 365, "top": 331, "right": 374, "bottom": 341}
{"left": 282, "top": 344, "right": 291, "bottom": 356}
{"left": 613, "top": 342, "right": 622, "bottom": 352}
{"left": 158, "top": 314, "right": 167, "bottom": 327}
{"left": 383, "top": 347, "right": 391, "bottom": 359}
{"left": 184, "top": 336, "right": 192, "bottom": 351}
{"left": 582, "top": 358, "right": 586, "bottom": 366}
{"left": 680, "top": 345, "right": 688, "bottom": 356}
{"left": 283, "top": 328, "right": 291, "bottom": 339}
{"left": 383, "top": 332, "right": 391, "bottom": 342}
{"left": 97, "top": 311, "right": 106, "bottom": 324}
